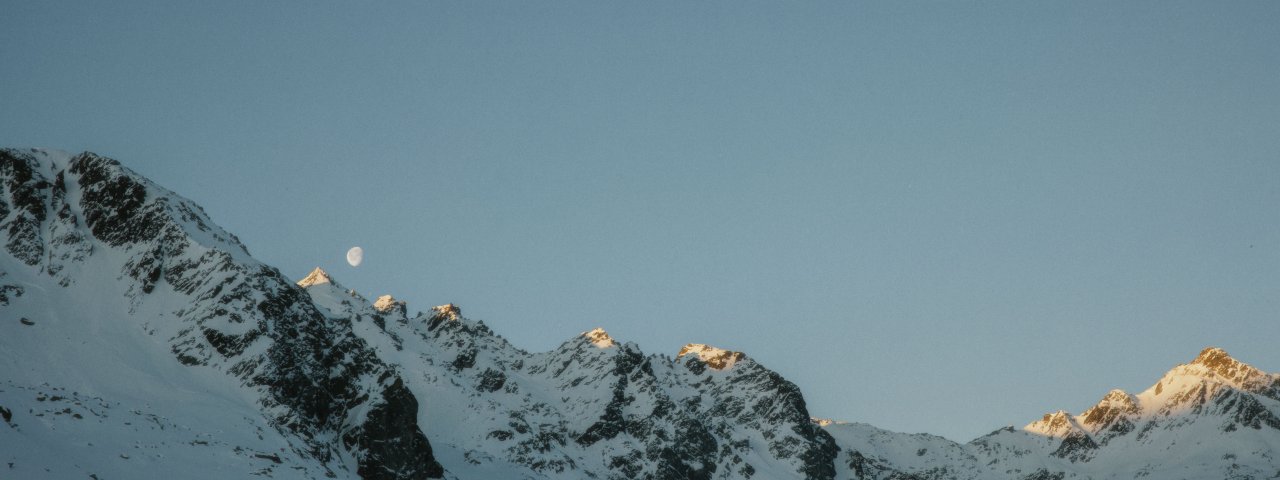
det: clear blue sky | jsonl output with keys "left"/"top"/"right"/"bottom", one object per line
{"left": 4, "top": 1, "right": 1278, "bottom": 441}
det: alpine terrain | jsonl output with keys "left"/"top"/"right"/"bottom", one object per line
{"left": 1, "top": 148, "right": 1277, "bottom": 479}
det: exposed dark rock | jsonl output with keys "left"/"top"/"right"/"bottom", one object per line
{"left": 487, "top": 430, "right": 513, "bottom": 441}
{"left": 476, "top": 368, "right": 506, "bottom": 392}
{"left": 68, "top": 153, "right": 157, "bottom": 247}
{"left": 451, "top": 347, "right": 477, "bottom": 370}
{"left": 343, "top": 378, "right": 443, "bottom": 479}
{"left": 1020, "top": 469, "right": 1065, "bottom": 480}
{"left": 1216, "top": 389, "right": 1280, "bottom": 431}
{"left": 427, "top": 304, "right": 461, "bottom": 329}
{"left": 1052, "top": 431, "right": 1097, "bottom": 462}
{"left": 0, "top": 284, "right": 22, "bottom": 306}
{"left": 0, "top": 150, "right": 50, "bottom": 266}
{"left": 202, "top": 327, "right": 261, "bottom": 358}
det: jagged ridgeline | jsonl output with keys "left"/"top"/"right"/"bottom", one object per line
{"left": 825, "top": 346, "right": 1280, "bottom": 479}
{"left": 0, "top": 149, "right": 442, "bottom": 479}
{"left": 0, "top": 148, "right": 837, "bottom": 479}
{"left": 2, "top": 149, "right": 1278, "bottom": 480}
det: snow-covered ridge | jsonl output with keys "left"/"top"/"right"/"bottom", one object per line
{"left": 1024, "top": 409, "right": 1084, "bottom": 437}
{"left": 823, "top": 347, "right": 1280, "bottom": 479}
{"left": 296, "top": 268, "right": 839, "bottom": 478}
{"left": 678, "top": 343, "right": 745, "bottom": 370}
{"left": 292, "top": 266, "right": 840, "bottom": 479}
{"left": 1184, "top": 346, "right": 1275, "bottom": 391}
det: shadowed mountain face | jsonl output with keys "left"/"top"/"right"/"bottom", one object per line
{"left": 1, "top": 149, "right": 1277, "bottom": 479}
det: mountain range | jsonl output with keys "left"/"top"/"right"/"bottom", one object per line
{"left": 1, "top": 148, "right": 1276, "bottom": 479}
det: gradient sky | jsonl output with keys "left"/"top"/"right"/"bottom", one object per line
{"left": 4, "top": 1, "right": 1279, "bottom": 442}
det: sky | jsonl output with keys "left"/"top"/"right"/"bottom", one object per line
{"left": 3, "top": 1, "right": 1279, "bottom": 442}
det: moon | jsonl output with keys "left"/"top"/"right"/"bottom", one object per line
{"left": 346, "top": 246, "right": 364, "bottom": 267}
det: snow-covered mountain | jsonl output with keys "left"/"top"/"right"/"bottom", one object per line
{"left": 823, "top": 346, "right": 1280, "bottom": 479}
{"left": 0, "top": 149, "right": 440, "bottom": 479}
{"left": 1, "top": 148, "right": 1277, "bottom": 479}
{"left": 300, "top": 267, "right": 837, "bottom": 479}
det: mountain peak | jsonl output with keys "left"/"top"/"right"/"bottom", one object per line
{"left": 1187, "top": 346, "right": 1267, "bottom": 388}
{"left": 1025, "top": 409, "right": 1086, "bottom": 438}
{"left": 678, "top": 343, "right": 745, "bottom": 371}
{"left": 297, "top": 267, "right": 332, "bottom": 287}
{"left": 1192, "top": 346, "right": 1232, "bottom": 366}
{"left": 581, "top": 328, "right": 615, "bottom": 348}
{"left": 1100, "top": 389, "right": 1134, "bottom": 404}
{"left": 374, "top": 294, "right": 407, "bottom": 314}
{"left": 430, "top": 303, "right": 461, "bottom": 321}
{"left": 1079, "top": 389, "right": 1139, "bottom": 431}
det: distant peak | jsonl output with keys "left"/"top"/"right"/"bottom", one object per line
{"left": 581, "top": 328, "right": 615, "bottom": 348}
{"left": 1025, "top": 410, "right": 1078, "bottom": 437}
{"left": 1186, "top": 346, "right": 1266, "bottom": 387}
{"left": 430, "top": 303, "right": 461, "bottom": 321}
{"left": 374, "top": 295, "right": 406, "bottom": 314}
{"left": 678, "top": 343, "right": 745, "bottom": 371}
{"left": 1101, "top": 389, "right": 1134, "bottom": 404}
{"left": 297, "top": 267, "right": 332, "bottom": 287}
{"left": 1192, "top": 346, "right": 1234, "bottom": 368}
{"left": 1079, "top": 389, "right": 1139, "bottom": 429}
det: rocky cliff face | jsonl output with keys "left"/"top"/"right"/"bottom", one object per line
{"left": 0, "top": 148, "right": 441, "bottom": 479}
